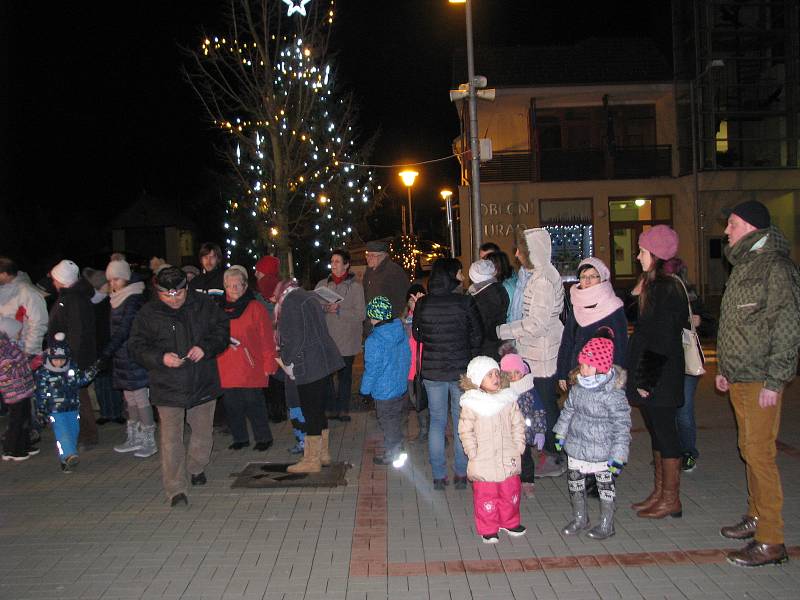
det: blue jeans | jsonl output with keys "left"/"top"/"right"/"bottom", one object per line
{"left": 424, "top": 379, "right": 467, "bottom": 480}
{"left": 50, "top": 411, "right": 79, "bottom": 462}
{"left": 676, "top": 375, "right": 700, "bottom": 458}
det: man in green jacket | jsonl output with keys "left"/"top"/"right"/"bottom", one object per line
{"left": 716, "top": 200, "right": 800, "bottom": 567}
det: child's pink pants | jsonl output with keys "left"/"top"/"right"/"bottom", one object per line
{"left": 471, "top": 475, "right": 521, "bottom": 535}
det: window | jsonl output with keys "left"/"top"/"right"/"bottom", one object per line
{"left": 540, "top": 199, "right": 594, "bottom": 278}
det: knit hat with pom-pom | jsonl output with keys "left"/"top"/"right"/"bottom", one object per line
{"left": 578, "top": 337, "right": 614, "bottom": 374}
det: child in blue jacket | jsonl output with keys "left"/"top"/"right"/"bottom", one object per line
{"left": 361, "top": 296, "right": 411, "bottom": 466}
{"left": 34, "top": 333, "right": 97, "bottom": 472}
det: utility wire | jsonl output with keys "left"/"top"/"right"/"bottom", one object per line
{"left": 339, "top": 152, "right": 464, "bottom": 169}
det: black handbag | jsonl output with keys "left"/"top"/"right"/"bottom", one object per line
{"left": 413, "top": 342, "right": 428, "bottom": 413}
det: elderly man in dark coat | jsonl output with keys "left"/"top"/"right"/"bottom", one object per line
{"left": 362, "top": 241, "right": 409, "bottom": 319}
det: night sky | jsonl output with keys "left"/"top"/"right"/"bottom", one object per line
{"left": 2, "top": 1, "right": 671, "bottom": 273}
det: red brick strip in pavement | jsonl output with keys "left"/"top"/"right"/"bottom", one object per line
{"left": 349, "top": 435, "right": 800, "bottom": 578}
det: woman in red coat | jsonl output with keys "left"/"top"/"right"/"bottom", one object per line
{"left": 217, "top": 266, "right": 278, "bottom": 451}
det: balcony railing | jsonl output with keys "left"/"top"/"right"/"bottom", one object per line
{"left": 479, "top": 145, "right": 673, "bottom": 183}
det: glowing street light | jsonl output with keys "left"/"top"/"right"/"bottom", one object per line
{"left": 440, "top": 189, "right": 456, "bottom": 258}
{"left": 399, "top": 170, "right": 418, "bottom": 236}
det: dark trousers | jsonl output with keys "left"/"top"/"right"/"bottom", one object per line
{"left": 640, "top": 404, "right": 681, "bottom": 458}
{"left": 78, "top": 388, "right": 98, "bottom": 445}
{"left": 535, "top": 375, "right": 560, "bottom": 454}
{"left": 4, "top": 397, "right": 32, "bottom": 456}
{"left": 375, "top": 396, "right": 405, "bottom": 455}
{"left": 266, "top": 376, "right": 287, "bottom": 422}
{"left": 521, "top": 445, "right": 535, "bottom": 483}
{"left": 95, "top": 373, "right": 123, "bottom": 419}
{"left": 223, "top": 387, "right": 273, "bottom": 444}
{"left": 326, "top": 355, "right": 355, "bottom": 415}
{"left": 297, "top": 376, "right": 331, "bottom": 436}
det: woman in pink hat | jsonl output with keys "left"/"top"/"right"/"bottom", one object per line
{"left": 626, "top": 225, "right": 688, "bottom": 520}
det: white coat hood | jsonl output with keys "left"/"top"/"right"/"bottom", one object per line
{"left": 524, "top": 228, "right": 552, "bottom": 270}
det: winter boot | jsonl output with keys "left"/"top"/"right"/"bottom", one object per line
{"left": 114, "top": 421, "right": 142, "bottom": 453}
{"left": 631, "top": 450, "right": 662, "bottom": 511}
{"left": 562, "top": 470, "right": 591, "bottom": 535}
{"left": 417, "top": 411, "right": 429, "bottom": 443}
{"left": 586, "top": 471, "right": 615, "bottom": 539}
{"left": 287, "top": 435, "right": 322, "bottom": 473}
{"left": 133, "top": 425, "right": 158, "bottom": 458}
{"left": 637, "top": 458, "right": 682, "bottom": 518}
{"left": 320, "top": 429, "right": 331, "bottom": 466}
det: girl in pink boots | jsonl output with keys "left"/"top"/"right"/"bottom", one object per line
{"left": 458, "top": 356, "right": 527, "bottom": 544}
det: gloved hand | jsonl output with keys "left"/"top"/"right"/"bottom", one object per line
{"left": 607, "top": 459, "right": 624, "bottom": 475}
{"left": 533, "top": 433, "right": 545, "bottom": 451}
{"left": 554, "top": 434, "right": 565, "bottom": 453}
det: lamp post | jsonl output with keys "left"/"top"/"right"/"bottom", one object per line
{"left": 440, "top": 189, "right": 456, "bottom": 257}
{"left": 450, "top": 0, "right": 482, "bottom": 260}
{"left": 690, "top": 59, "right": 724, "bottom": 297}
{"left": 398, "top": 170, "right": 418, "bottom": 236}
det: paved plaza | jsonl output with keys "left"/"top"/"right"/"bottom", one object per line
{"left": 1, "top": 373, "right": 800, "bottom": 599}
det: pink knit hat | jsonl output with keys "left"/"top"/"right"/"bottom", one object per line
{"left": 638, "top": 225, "right": 679, "bottom": 260}
{"left": 577, "top": 257, "right": 611, "bottom": 282}
{"left": 578, "top": 337, "right": 614, "bottom": 374}
{"left": 499, "top": 353, "right": 530, "bottom": 375}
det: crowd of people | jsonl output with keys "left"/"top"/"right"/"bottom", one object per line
{"left": 0, "top": 200, "right": 798, "bottom": 568}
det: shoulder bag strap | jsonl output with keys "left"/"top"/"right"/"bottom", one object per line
{"left": 670, "top": 274, "right": 696, "bottom": 333}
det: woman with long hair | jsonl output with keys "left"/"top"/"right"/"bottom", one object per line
{"left": 626, "top": 225, "right": 688, "bottom": 519}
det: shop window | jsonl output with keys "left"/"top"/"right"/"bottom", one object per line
{"left": 540, "top": 198, "right": 593, "bottom": 278}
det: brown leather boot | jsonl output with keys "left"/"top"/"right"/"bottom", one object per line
{"left": 287, "top": 435, "right": 322, "bottom": 473}
{"left": 638, "top": 457, "right": 682, "bottom": 519}
{"left": 631, "top": 451, "right": 662, "bottom": 511}
{"left": 720, "top": 515, "right": 758, "bottom": 540}
{"left": 320, "top": 429, "right": 331, "bottom": 467}
{"left": 726, "top": 541, "right": 788, "bottom": 567}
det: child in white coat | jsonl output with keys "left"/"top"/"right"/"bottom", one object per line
{"left": 458, "top": 356, "right": 527, "bottom": 544}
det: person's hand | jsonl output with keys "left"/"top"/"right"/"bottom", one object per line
{"left": 691, "top": 314, "right": 701, "bottom": 328}
{"left": 607, "top": 459, "right": 624, "bottom": 475}
{"left": 759, "top": 388, "right": 779, "bottom": 408}
{"left": 163, "top": 352, "right": 184, "bottom": 368}
{"left": 282, "top": 362, "right": 295, "bottom": 380}
{"left": 715, "top": 375, "right": 729, "bottom": 392}
{"left": 554, "top": 434, "right": 565, "bottom": 453}
{"left": 533, "top": 433, "right": 545, "bottom": 451}
{"left": 558, "top": 379, "right": 567, "bottom": 392}
{"left": 186, "top": 346, "right": 205, "bottom": 362}
{"left": 323, "top": 303, "right": 338, "bottom": 314}
{"left": 637, "top": 388, "right": 650, "bottom": 398}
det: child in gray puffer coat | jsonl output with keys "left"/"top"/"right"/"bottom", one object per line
{"left": 553, "top": 333, "right": 631, "bottom": 540}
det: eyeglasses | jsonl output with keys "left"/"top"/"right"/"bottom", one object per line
{"left": 579, "top": 274, "right": 601, "bottom": 282}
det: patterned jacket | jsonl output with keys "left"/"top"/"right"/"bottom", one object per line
{"left": 718, "top": 226, "right": 800, "bottom": 391}
{"left": 34, "top": 362, "right": 97, "bottom": 414}
{"left": 0, "top": 335, "right": 35, "bottom": 404}
{"left": 509, "top": 373, "right": 547, "bottom": 446}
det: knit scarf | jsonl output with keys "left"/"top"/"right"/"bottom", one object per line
{"left": 109, "top": 281, "right": 145, "bottom": 309}
{"left": 222, "top": 289, "right": 255, "bottom": 320}
{"left": 468, "top": 278, "right": 496, "bottom": 296}
{"left": 570, "top": 281, "right": 624, "bottom": 327}
{"left": 330, "top": 271, "right": 348, "bottom": 285}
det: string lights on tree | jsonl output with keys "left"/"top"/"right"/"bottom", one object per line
{"left": 187, "top": 0, "right": 378, "bottom": 276}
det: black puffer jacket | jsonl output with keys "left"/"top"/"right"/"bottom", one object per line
{"left": 127, "top": 291, "right": 229, "bottom": 408}
{"left": 413, "top": 270, "right": 483, "bottom": 381}
{"left": 102, "top": 282, "right": 149, "bottom": 391}
{"left": 625, "top": 277, "right": 687, "bottom": 407}
{"left": 48, "top": 280, "right": 96, "bottom": 369}
{"left": 470, "top": 281, "right": 509, "bottom": 359}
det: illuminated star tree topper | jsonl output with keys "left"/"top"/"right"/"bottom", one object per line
{"left": 283, "top": 0, "right": 311, "bottom": 16}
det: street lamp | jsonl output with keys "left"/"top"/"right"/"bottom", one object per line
{"left": 398, "top": 170, "right": 418, "bottom": 236}
{"left": 440, "top": 189, "right": 456, "bottom": 257}
{"left": 449, "top": 0, "right": 483, "bottom": 260}
{"left": 690, "top": 58, "right": 724, "bottom": 297}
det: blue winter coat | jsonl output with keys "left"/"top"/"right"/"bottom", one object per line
{"left": 556, "top": 307, "right": 628, "bottom": 381}
{"left": 360, "top": 318, "right": 411, "bottom": 401}
{"left": 102, "top": 282, "right": 149, "bottom": 391}
{"left": 34, "top": 362, "right": 97, "bottom": 414}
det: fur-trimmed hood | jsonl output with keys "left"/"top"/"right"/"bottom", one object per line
{"left": 568, "top": 364, "right": 627, "bottom": 390}
{"left": 459, "top": 384, "right": 518, "bottom": 417}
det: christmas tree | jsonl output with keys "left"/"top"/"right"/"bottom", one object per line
{"left": 186, "top": 0, "right": 379, "bottom": 276}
